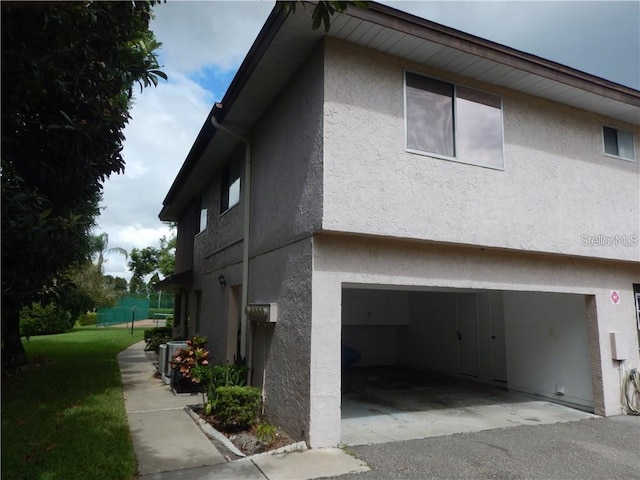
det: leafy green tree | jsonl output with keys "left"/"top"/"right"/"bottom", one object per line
{"left": 1, "top": 1, "right": 166, "bottom": 368}
{"left": 128, "top": 246, "right": 161, "bottom": 295}
{"left": 279, "top": 1, "right": 368, "bottom": 32}
{"left": 128, "top": 225, "right": 176, "bottom": 295}
{"left": 105, "top": 275, "right": 129, "bottom": 295}
{"left": 157, "top": 233, "right": 177, "bottom": 277}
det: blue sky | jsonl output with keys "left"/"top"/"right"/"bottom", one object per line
{"left": 96, "top": 1, "right": 639, "bottom": 280}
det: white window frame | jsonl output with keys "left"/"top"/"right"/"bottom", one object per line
{"left": 404, "top": 70, "right": 505, "bottom": 171}
{"left": 602, "top": 125, "right": 636, "bottom": 162}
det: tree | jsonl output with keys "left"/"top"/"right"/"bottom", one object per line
{"left": 1, "top": 1, "right": 166, "bottom": 368}
{"left": 92, "top": 232, "right": 128, "bottom": 273}
{"left": 279, "top": 1, "right": 368, "bottom": 32}
{"left": 128, "top": 246, "right": 161, "bottom": 295}
{"left": 157, "top": 233, "right": 177, "bottom": 277}
{"left": 128, "top": 225, "right": 176, "bottom": 295}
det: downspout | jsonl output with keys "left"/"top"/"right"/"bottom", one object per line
{"left": 211, "top": 104, "right": 251, "bottom": 362}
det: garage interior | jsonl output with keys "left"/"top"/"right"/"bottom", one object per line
{"left": 341, "top": 286, "right": 597, "bottom": 445}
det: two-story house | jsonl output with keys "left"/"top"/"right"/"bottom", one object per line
{"left": 157, "top": 2, "right": 640, "bottom": 448}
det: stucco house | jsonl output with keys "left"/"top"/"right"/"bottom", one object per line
{"left": 157, "top": 2, "right": 640, "bottom": 447}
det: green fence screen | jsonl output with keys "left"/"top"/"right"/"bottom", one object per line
{"left": 97, "top": 297, "right": 150, "bottom": 326}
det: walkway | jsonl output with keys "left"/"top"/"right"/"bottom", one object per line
{"left": 117, "top": 341, "right": 369, "bottom": 479}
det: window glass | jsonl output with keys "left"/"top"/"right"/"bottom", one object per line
{"left": 617, "top": 129, "right": 635, "bottom": 160}
{"left": 456, "top": 86, "right": 503, "bottom": 169}
{"left": 603, "top": 126, "right": 619, "bottom": 156}
{"left": 405, "top": 72, "right": 503, "bottom": 169}
{"left": 220, "top": 160, "right": 241, "bottom": 213}
{"left": 603, "top": 126, "right": 635, "bottom": 161}
{"left": 199, "top": 208, "right": 207, "bottom": 233}
{"left": 406, "top": 72, "right": 454, "bottom": 156}
{"left": 228, "top": 178, "right": 240, "bottom": 210}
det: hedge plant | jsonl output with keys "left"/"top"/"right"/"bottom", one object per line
{"left": 19, "top": 302, "right": 74, "bottom": 338}
{"left": 143, "top": 326, "right": 172, "bottom": 353}
{"left": 78, "top": 312, "right": 97, "bottom": 326}
{"left": 212, "top": 386, "right": 262, "bottom": 430}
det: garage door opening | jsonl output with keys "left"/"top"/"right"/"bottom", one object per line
{"left": 341, "top": 287, "right": 597, "bottom": 445}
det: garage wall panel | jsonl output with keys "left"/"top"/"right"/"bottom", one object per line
{"left": 503, "top": 291, "right": 594, "bottom": 409}
{"left": 399, "top": 292, "right": 458, "bottom": 372}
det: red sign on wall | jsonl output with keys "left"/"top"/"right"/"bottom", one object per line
{"left": 610, "top": 290, "right": 620, "bottom": 304}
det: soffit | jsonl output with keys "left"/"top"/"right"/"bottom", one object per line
{"left": 327, "top": 5, "right": 639, "bottom": 124}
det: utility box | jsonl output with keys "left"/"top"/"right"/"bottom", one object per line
{"left": 610, "top": 332, "right": 627, "bottom": 360}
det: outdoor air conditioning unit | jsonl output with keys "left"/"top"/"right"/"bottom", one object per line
{"left": 164, "top": 341, "right": 188, "bottom": 385}
{"left": 158, "top": 344, "right": 168, "bottom": 377}
{"left": 246, "top": 303, "right": 278, "bottom": 326}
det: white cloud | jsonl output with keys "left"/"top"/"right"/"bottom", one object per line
{"left": 382, "top": 1, "right": 639, "bottom": 88}
{"left": 96, "top": 1, "right": 275, "bottom": 281}
{"left": 151, "top": 1, "right": 275, "bottom": 73}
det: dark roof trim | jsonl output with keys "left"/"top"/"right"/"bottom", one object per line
{"left": 350, "top": 2, "right": 640, "bottom": 106}
{"left": 154, "top": 270, "right": 193, "bottom": 291}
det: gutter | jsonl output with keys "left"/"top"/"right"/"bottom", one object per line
{"left": 211, "top": 103, "right": 251, "bottom": 361}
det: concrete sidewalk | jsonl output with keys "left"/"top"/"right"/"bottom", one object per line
{"left": 118, "top": 341, "right": 369, "bottom": 479}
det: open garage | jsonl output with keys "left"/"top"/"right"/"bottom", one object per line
{"left": 341, "top": 286, "right": 597, "bottom": 444}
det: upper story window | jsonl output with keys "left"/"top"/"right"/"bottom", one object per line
{"left": 405, "top": 71, "right": 504, "bottom": 170}
{"left": 220, "top": 161, "right": 241, "bottom": 214}
{"left": 603, "top": 126, "right": 635, "bottom": 161}
{"left": 199, "top": 207, "right": 207, "bottom": 233}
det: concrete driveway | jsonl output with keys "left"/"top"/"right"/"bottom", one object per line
{"left": 329, "top": 415, "right": 640, "bottom": 480}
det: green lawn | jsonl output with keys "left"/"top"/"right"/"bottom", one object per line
{"left": 2, "top": 327, "right": 145, "bottom": 480}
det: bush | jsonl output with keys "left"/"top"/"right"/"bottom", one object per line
{"left": 78, "top": 312, "right": 97, "bottom": 326}
{"left": 19, "top": 302, "right": 74, "bottom": 338}
{"left": 256, "top": 422, "right": 278, "bottom": 446}
{"left": 212, "top": 386, "right": 262, "bottom": 430}
{"left": 211, "top": 364, "right": 248, "bottom": 389}
{"left": 143, "top": 326, "right": 172, "bottom": 353}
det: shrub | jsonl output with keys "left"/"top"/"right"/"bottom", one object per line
{"left": 19, "top": 302, "right": 74, "bottom": 338}
{"left": 256, "top": 422, "right": 278, "bottom": 446}
{"left": 211, "top": 364, "right": 248, "bottom": 389}
{"left": 78, "top": 312, "right": 97, "bottom": 326}
{"left": 143, "top": 326, "right": 172, "bottom": 353}
{"left": 212, "top": 386, "right": 262, "bottom": 430}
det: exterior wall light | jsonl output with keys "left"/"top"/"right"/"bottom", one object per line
{"left": 218, "top": 274, "right": 227, "bottom": 288}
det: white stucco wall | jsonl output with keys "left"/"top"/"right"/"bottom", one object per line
{"left": 322, "top": 39, "right": 640, "bottom": 263}
{"left": 310, "top": 234, "right": 639, "bottom": 447}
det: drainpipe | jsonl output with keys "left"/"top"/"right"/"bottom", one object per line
{"left": 211, "top": 104, "right": 251, "bottom": 362}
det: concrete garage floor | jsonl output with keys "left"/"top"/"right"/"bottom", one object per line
{"left": 341, "top": 366, "right": 596, "bottom": 446}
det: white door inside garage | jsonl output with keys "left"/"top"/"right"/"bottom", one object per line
{"left": 341, "top": 286, "right": 595, "bottom": 443}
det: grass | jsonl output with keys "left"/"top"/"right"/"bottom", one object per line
{"left": 2, "top": 327, "right": 145, "bottom": 480}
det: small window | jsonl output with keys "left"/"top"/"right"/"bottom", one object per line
{"left": 603, "top": 126, "right": 635, "bottom": 161}
{"left": 221, "top": 161, "right": 241, "bottom": 214}
{"left": 199, "top": 208, "right": 207, "bottom": 233}
{"left": 405, "top": 71, "right": 504, "bottom": 169}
